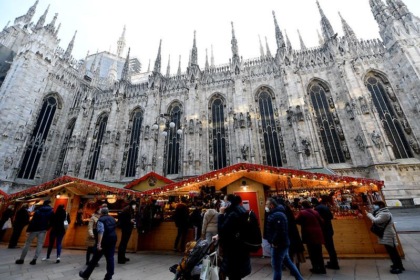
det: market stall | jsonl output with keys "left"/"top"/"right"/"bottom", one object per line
{"left": 3, "top": 176, "right": 142, "bottom": 251}
{"left": 133, "top": 163, "right": 403, "bottom": 258}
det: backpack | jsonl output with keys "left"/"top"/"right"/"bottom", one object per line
{"left": 236, "top": 209, "right": 262, "bottom": 252}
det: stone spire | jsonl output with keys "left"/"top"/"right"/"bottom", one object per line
{"left": 147, "top": 59, "right": 150, "bottom": 72}
{"left": 205, "top": 49, "right": 209, "bottom": 70}
{"left": 34, "top": 4, "right": 49, "bottom": 30}
{"left": 25, "top": 0, "right": 39, "bottom": 24}
{"left": 153, "top": 40, "right": 162, "bottom": 73}
{"left": 93, "top": 55, "right": 103, "bottom": 85}
{"left": 297, "top": 29, "right": 307, "bottom": 50}
{"left": 265, "top": 36, "right": 272, "bottom": 58}
{"left": 369, "top": 0, "right": 392, "bottom": 28}
{"left": 316, "top": 0, "right": 336, "bottom": 41}
{"left": 121, "top": 48, "right": 131, "bottom": 82}
{"left": 386, "top": 0, "right": 416, "bottom": 27}
{"left": 284, "top": 30, "right": 293, "bottom": 53}
{"left": 55, "top": 23, "right": 61, "bottom": 37}
{"left": 211, "top": 45, "right": 215, "bottom": 67}
{"left": 64, "top": 30, "right": 77, "bottom": 59}
{"left": 166, "top": 55, "right": 171, "bottom": 77}
{"left": 272, "top": 11, "right": 286, "bottom": 51}
{"left": 259, "top": 35, "right": 265, "bottom": 58}
{"left": 177, "top": 55, "right": 182, "bottom": 75}
{"left": 108, "top": 54, "right": 118, "bottom": 85}
{"left": 317, "top": 29, "right": 324, "bottom": 45}
{"left": 80, "top": 50, "right": 90, "bottom": 77}
{"left": 45, "top": 13, "right": 58, "bottom": 34}
{"left": 3, "top": 21, "right": 10, "bottom": 30}
{"left": 339, "top": 12, "right": 357, "bottom": 43}
{"left": 191, "top": 31, "right": 198, "bottom": 65}
{"left": 231, "top": 22, "right": 240, "bottom": 58}
{"left": 90, "top": 50, "right": 99, "bottom": 74}
{"left": 117, "top": 25, "right": 126, "bottom": 57}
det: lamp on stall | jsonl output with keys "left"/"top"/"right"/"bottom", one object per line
{"left": 106, "top": 194, "right": 117, "bottom": 204}
{"left": 56, "top": 192, "right": 61, "bottom": 199}
{"left": 241, "top": 180, "right": 248, "bottom": 190}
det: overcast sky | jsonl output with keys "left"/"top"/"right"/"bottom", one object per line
{"left": 1, "top": 0, "right": 420, "bottom": 73}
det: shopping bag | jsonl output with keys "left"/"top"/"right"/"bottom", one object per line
{"left": 200, "top": 255, "right": 211, "bottom": 280}
{"left": 2, "top": 218, "right": 12, "bottom": 230}
{"left": 209, "top": 250, "right": 219, "bottom": 280}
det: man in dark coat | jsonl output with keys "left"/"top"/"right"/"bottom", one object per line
{"left": 117, "top": 200, "right": 137, "bottom": 264}
{"left": 79, "top": 207, "right": 117, "bottom": 280}
{"left": 0, "top": 205, "right": 15, "bottom": 241}
{"left": 8, "top": 204, "right": 29, "bottom": 248}
{"left": 296, "top": 200, "right": 326, "bottom": 274}
{"left": 173, "top": 197, "right": 189, "bottom": 252}
{"left": 15, "top": 199, "right": 53, "bottom": 265}
{"left": 315, "top": 195, "right": 339, "bottom": 269}
{"left": 218, "top": 194, "right": 251, "bottom": 280}
{"left": 265, "top": 198, "right": 303, "bottom": 280}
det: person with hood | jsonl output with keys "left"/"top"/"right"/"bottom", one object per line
{"left": 15, "top": 199, "right": 54, "bottom": 265}
{"left": 117, "top": 200, "right": 137, "bottom": 264}
{"left": 43, "top": 204, "right": 70, "bottom": 263}
{"left": 218, "top": 194, "right": 251, "bottom": 280}
{"left": 265, "top": 198, "right": 303, "bottom": 280}
{"left": 8, "top": 204, "right": 29, "bottom": 249}
{"left": 366, "top": 200, "right": 404, "bottom": 274}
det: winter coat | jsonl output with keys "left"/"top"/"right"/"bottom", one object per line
{"left": 367, "top": 207, "right": 398, "bottom": 246}
{"left": 13, "top": 207, "right": 29, "bottom": 229}
{"left": 26, "top": 205, "right": 53, "bottom": 232}
{"left": 218, "top": 204, "right": 251, "bottom": 279}
{"left": 201, "top": 209, "right": 219, "bottom": 236}
{"left": 50, "top": 207, "right": 69, "bottom": 234}
{"left": 173, "top": 202, "right": 189, "bottom": 228}
{"left": 118, "top": 205, "right": 134, "bottom": 232}
{"left": 296, "top": 208, "right": 325, "bottom": 245}
{"left": 265, "top": 206, "right": 290, "bottom": 249}
{"left": 284, "top": 205, "right": 305, "bottom": 255}
{"left": 315, "top": 203, "right": 334, "bottom": 236}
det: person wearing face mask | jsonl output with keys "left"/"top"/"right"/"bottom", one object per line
{"left": 366, "top": 200, "right": 404, "bottom": 274}
{"left": 117, "top": 200, "right": 138, "bottom": 264}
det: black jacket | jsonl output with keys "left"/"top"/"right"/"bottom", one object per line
{"left": 26, "top": 205, "right": 53, "bottom": 232}
{"left": 265, "top": 206, "right": 290, "bottom": 249}
{"left": 14, "top": 207, "right": 30, "bottom": 228}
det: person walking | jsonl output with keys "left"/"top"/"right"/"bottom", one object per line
{"left": 173, "top": 197, "right": 190, "bottom": 252}
{"left": 296, "top": 200, "right": 326, "bottom": 274}
{"left": 43, "top": 204, "right": 70, "bottom": 263}
{"left": 315, "top": 195, "right": 339, "bottom": 270}
{"left": 265, "top": 198, "right": 303, "bottom": 280}
{"left": 85, "top": 206, "right": 101, "bottom": 265}
{"left": 0, "top": 205, "right": 15, "bottom": 241}
{"left": 117, "top": 200, "right": 137, "bottom": 264}
{"left": 15, "top": 199, "right": 54, "bottom": 265}
{"left": 8, "top": 204, "right": 29, "bottom": 249}
{"left": 201, "top": 203, "right": 219, "bottom": 244}
{"left": 79, "top": 207, "right": 117, "bottom": 280}
{"left": 366, "top": 200, "right": 404, "bottom": 274}
{"left": 218, "top": 194, "right": 251, "bottom": 280}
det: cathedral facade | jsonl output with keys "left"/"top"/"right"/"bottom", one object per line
{"left": 1, "top": 0, "right": 420, "bottom": 205}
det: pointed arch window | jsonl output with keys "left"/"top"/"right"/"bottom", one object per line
{"left": 210, "top": 96, "right": 227, "bottom": 170}
{"left": 309, "top": 82, "right": 346, "bottom": 163}
{"left": 86, "top": 114, "right": 108, "bottom": 179}
{"left": 258, "top": 90, "right": 284, "bottom": 167}
{"left": 164, "top": 103, "right": 182, "bottom": 175}
{"left": 365, "top": 75, "right": 412, "bottom": 159}
{"left": 18, "top": 96, "right": 57, "bottom": 179}
{"left": 55, "top": 118, "right": 76, "bottom": 176}
{"left": 125, "top": 109, "right": 143, "bottom": 177}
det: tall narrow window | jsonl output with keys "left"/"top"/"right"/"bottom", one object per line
{"left": 365, "top": 75, "right": 412, "bottom": 159}
{"left": 85, "top": 114, "right": 108, "bottom": 179}
{"left": 125, "top": 110, "right": 143, "bottom": 177}
{"left": 18, "top": 96, "right": 57, "bottom": 179}
{"left": 55, "top": 118, "right": 76, "bottom": 176}
{"left": 164, "top": 103, "right": 182, "bottom": 175}
{"left": 309, "top": 82, "right": 346, "bottom": 163}
{"left": 258, "top": 90, "right": 284, "bottom": 167}
{"left": 210, "top": 96, "right": 227, "bottom": 170}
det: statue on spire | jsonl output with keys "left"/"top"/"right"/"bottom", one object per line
{"left": 191, "top": 31, "right": 198, "bottom": 65}
{"left": 117, "top": 25, "right": 126, "bottom": 57}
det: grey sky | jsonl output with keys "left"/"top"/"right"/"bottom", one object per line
{"left": 1, "top": 0, "right": 420, "bottom": 73}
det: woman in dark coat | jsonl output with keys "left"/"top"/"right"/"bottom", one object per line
{"left": 296, "top": 200, "right": 325, "bottom": 274}
{"left": 8, "top": 204, "right": 30, "bottom": 248}
{"left": 218, "top": 194, "right": 251, "bottom": 280}
{"left": 43, "top": 205, "right": 69, "bottom": 263}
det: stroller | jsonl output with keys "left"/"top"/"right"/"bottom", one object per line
{"left": 170, "top": 239, "right": 218, "bottom": 280}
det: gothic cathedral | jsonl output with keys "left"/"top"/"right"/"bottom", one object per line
{"left": 1, "top": 0, "right": 420, "bottom": 205}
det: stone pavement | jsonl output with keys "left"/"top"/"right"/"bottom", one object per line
{"left": 0, "top": 207, "right": 419, "bottom": 280}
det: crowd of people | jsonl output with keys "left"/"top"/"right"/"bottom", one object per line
{"left": 0, "top": 191, "right": 406, "bottom": 279}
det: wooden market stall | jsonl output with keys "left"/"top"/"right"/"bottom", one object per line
{"left": 3, "top": 176, "right": 142, "bottom": 252}
{"left": 132, "top": 163, "right": 403, "bottom": 258}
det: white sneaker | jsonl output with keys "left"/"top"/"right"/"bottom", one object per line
{"left": 41, "top": 257, "right": 49, "bottom": 261}
{"left": 56, "top": 257, "right": 60, "bottom": 263}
